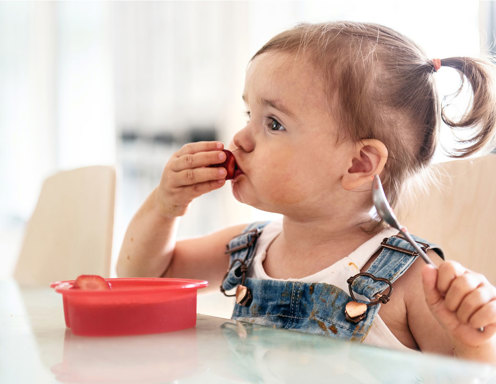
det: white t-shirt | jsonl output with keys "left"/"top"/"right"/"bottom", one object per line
{"left": 248, "top": 221, "right": 412, "bottom": 351}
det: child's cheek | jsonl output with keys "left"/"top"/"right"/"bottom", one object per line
{"left": 262, "top": 167, "right": 308, "bottom": 205}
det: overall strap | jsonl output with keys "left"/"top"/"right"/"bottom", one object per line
{"left": 220, "top": 221, "right": 270, "bottom": 294}
{"left": 349, "top": 234, "right": 443, "bottom": 301}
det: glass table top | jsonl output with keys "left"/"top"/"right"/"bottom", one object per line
{"left": 1, "top": 279, "right": 495, "bottom": 383}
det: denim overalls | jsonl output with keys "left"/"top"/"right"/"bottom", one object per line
{"left": 221, "top": 222, "right": 443, "bottom": 342}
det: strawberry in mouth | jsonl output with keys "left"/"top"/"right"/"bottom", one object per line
{"left": 211, "top": 149, "right": 242, "bottom": 180}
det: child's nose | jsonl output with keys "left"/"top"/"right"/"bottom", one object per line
{"left": 232, "top": 125, "right": 255, "bottom": 153}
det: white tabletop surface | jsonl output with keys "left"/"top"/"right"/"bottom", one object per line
{"left": 2, "top": 278, "right": 496, "bottom": 384}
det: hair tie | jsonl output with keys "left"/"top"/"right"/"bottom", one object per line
{"left": 432, "top": 58, "right": 441, "bottom": 72}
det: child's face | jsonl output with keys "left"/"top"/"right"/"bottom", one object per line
{"left": 231, "top": 51, "right": 355, "bottom": 218}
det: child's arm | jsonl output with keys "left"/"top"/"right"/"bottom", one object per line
{"left": 116, "top": 141, "right": 245, "bottom": 286}
{"left": 421, "top": 261, "right": 496, "bottom": 362}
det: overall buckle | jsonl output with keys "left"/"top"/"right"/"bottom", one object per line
{"left": 344, "top": 272, "right": 393, "bottom": 323}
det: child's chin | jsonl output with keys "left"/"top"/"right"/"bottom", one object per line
{"left": 231, "top": 183, "right": 253, "bottom": 206}
{"left": 230, "top": 182, "right": 243, "bottom": 202}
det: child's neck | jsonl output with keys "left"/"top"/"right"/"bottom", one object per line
{"left": 263, "top": 214, "right": 377, "bottom": 279}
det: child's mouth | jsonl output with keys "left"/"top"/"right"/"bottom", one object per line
{"left": 233, "top": 166, "right": 243, "bottom": 179}
{"left": 231, "top": 151, "right": 244, "bottom": 179}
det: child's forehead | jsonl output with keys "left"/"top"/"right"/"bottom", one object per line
{"left": 247, "top": 51, "right": 318, "bottom": 78}
{"left": 244, "top": 51, "right": 327, "bottom": 104}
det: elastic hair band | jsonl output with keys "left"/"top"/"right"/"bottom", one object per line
{"left": 432, "top": 58, "right": 441, "bottom": 72}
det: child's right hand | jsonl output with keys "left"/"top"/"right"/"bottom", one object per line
{"left": 422, "top": 261, "right": 496, "bottom": 349}
{"left": 154, "top": 141, "right": 228, "bottom": 218}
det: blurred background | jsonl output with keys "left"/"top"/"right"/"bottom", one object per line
{"left": 1, "top": 0, "right": 495, "bottom": 278}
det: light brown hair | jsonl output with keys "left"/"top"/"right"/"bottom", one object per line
{"left": 252, "top": 22, "right": 496, "bottom": 208}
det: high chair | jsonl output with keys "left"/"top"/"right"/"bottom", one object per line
{"left": 14, "top": 166, "right": 116, "bottom": 286}
{"left": 396, "top": 154, "right": 496, "bottom": 283}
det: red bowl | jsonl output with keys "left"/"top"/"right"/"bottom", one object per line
{"left": 51, "top": 278, "right": 208, "bottom": 336}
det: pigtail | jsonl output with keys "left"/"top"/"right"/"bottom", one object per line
{"left": 438, "top": 57, "right": 496, "bottom": 157}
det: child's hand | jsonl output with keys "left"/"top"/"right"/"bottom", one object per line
{"left": 155, "top": 141, "right": 228, "bottom": 218}
{"left": 422, "top": 261, "right": 496, "bottom": 348}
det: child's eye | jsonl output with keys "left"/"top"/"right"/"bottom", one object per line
{"left": 268, "top": 118, "right": 285, "bottom": 131}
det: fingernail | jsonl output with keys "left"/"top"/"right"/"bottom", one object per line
{"left": 216, "top": 142, "right": 223, "bottom": 149}
{"left": 218, "top": 168, "right": 227, "bottom": 176}
{"left": 219, "top": 151, "right": 226, "bottom": 161}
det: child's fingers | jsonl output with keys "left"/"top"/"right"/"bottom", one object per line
{"left": 170, "top": 150, "right": 226, "bottom": 172}
{"left": 175, "top": 141, "right": 223, "bottom": 157}
{"left": 422, "top": 264, "right": 463, "bottom": 331}
{"left": 157, "top": 178, "right": 226, "bottom": 218}
{"left": 159, "top": 178, "right": 226, "bottom": 217}
{"left": 436, "top": 260, "right": 466, "bottom": 295}
{"left": 468, "top": 299, "right": 496, "bottom": 329}
{"left": 456, "top": 284, "right": 493, "bottom": 323}
{"left": 170, "top": 167, "right": 227, "bottom": 187}
{"left": 422, "top": 264, "right": 442, "bottom": 307}
{"left": 444, "top": 272, "right": 485, "bottom": 312}
{"left": 181, "top": 178, "right": 226, "bottom": 199}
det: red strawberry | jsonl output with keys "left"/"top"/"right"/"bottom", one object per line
{"left": 73, "top": 275, "right": 111, "bottom": 290}
{"left": 210, "top": 149, "right": 238, "bottom": 180}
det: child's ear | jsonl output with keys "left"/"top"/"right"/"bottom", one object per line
{"left": 341, "top": 139, "right": 388, "bottom": 190}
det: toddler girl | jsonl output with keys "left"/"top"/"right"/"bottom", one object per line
{"left": 117, "top": 22, "right": 496, "bottom": 363}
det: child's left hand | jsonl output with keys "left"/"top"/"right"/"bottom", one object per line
{"left": 422, "top": 261, "right": 496, "bottom": 348}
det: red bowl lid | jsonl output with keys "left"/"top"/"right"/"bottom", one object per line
{"left": 51, "top": 277, "right": 208, "bottom": 296}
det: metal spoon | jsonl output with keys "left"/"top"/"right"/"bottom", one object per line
{"left": 372, "top": 175, "right": 435, "bottom": 266}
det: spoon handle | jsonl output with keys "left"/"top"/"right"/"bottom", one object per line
{"left": 398, "top": 228, "right": 436, "bottom": 267}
